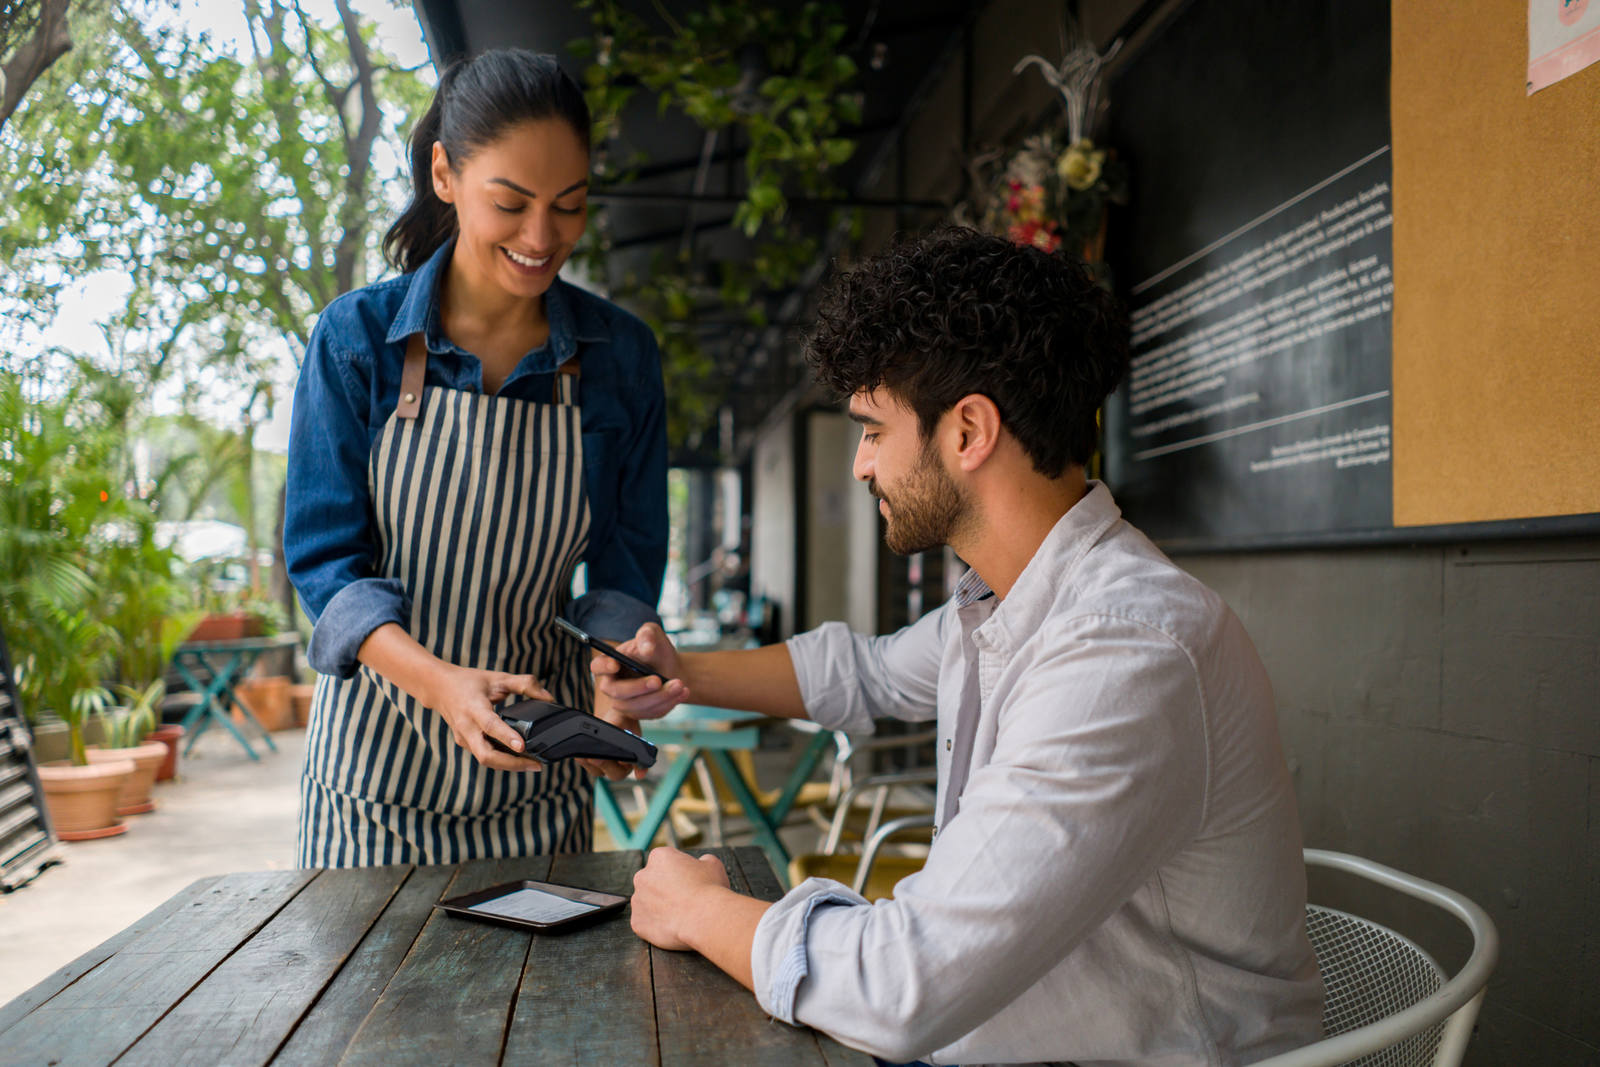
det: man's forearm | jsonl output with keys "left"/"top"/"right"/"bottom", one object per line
{"left": 680, "top": 643, "right": 808, "bottom": 720}
{"left": 681, "top": 886, "right": 771, "bottom": 991}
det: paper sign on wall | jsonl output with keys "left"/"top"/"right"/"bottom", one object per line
{"left": 1529, "top": 0, "right": 1600, "bottom": 92}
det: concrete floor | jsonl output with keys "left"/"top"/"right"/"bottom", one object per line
{"left": 0, "top": 724, "right": 848, "bottom": 1009}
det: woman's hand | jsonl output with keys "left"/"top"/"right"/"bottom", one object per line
{"left": 425, "top": 665, "right": 551, "bottom": 772}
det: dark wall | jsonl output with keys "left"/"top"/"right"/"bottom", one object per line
{"left": 1180, "top": 538, "right": 1600, "bottom": 1065}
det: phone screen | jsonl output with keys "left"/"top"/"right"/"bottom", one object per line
{"left": 467, "top": 887, "right": 600, "bottom": 925}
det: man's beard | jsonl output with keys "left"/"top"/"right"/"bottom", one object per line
{"left": 871, "top": 440, "right": 968, "bottom": 556}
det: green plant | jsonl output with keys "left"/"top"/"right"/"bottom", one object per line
{"left": 0, "top": 364, "right": 122, "bottom": 763}
{"left": 106, "top": 679, "right": 164, "bottom": 748}
{"left": 570, "top": 0, "right": 864, "bottom": 447}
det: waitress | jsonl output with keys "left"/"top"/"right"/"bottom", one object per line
{"left": 284, "top": 50, "right": 666, "bottom": 868}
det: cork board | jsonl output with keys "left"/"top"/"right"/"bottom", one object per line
{"left": 1391, "top": 2, "right": 1600, "bottom": 526}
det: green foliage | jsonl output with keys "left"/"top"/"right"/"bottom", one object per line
{"left": 0, "top": 365, "right": 121, "bottom": 763}
{"left": 571, "top": 1, "right": 863, "bottom": 448}
{"left": 0, "top": 0, "right": 430, "bottom": 402}
{"left": 106, "top": 679, "right": 164, "bottom": 748}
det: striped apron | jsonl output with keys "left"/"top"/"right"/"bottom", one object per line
{"left": 297, "top": 335, "right": 593, "bottom": 868}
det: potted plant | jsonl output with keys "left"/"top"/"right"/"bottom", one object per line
{"left": 30, "top": 609, "right": 137, "bottom": 840}
{"left": 86, "top": 680, "right": 170, "bottom": 814}
{"left": 229, "top": 590, "right": 296, "bottom": 731}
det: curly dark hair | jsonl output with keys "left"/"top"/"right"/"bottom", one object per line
{"left": 804, "top": 226, "right": 1130, "bottom": 477}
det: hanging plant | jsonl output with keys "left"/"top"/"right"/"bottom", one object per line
{"left": 569, "top": 0, "right": 864, "bottom": 448}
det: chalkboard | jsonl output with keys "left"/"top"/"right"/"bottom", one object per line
{"left": 1103, "top": 0, "right": 1395, "bottom": 550}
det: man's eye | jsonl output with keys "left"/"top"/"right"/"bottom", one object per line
{"left": 863, "top": 432, "right": 880, "bottom": 443}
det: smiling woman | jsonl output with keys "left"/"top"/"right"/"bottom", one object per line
{"left": 282, "top": 49, "right": 668, "bottom": 870}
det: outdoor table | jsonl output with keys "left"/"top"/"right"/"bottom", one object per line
{"left": 0, "top": 846, "right": 871, "bottom": 1067}
{"left": 169, "top": 633, "right": 298, "bottom": 760}
{"left": 593, "top": 705, "right": 836, "bottom": 885}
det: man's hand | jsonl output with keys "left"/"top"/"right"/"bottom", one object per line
{"left": 592, "top": 623, "right": 691, "bottom": 719}
{"left": 630, "top": 847, "right": 732, "bottom": 951}
{"left": 424, "top": 665, "right": 549, "bottom": 772}
{"left": 579, "top": 623, "right": 692, "bottom": 782}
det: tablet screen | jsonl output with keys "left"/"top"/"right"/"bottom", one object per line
{"left": 467, "top": 887, "right": 600, "bottom": 925}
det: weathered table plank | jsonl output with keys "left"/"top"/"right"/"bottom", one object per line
{"left": 652, "top": 847, "right": 825, "bottom": 1067}
{"left": 0, "top": 875, "right": 221, "bottom": 1037}
{"left": 501, "top": 850, "right": 653, "bottom": 1066}
{"left": 0, "top": 869, "right": 316, "bottom": 1067}
{"left": 270, "top": 865, "right": 456, "bottom": 1066}
{"left": 333, "top": 855, "right": 552, "bottom": 1066}
{"left": 117, "top": 865, "right": 411, "bottom": 1067}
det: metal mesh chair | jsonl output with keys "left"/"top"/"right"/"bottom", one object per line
{"left": 1255, "top": 850, "right": 1499, "bottom": 1067}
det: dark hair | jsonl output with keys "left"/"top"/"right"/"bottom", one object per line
{"left": 803, "top": 226, "right": 1130, "bottom": 476}
{"left": 384, "top": 49, "right": 591, "bottom": 274}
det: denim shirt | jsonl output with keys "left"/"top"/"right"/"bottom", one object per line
{"left": 284, "top": 238, "right": 667, "bottom": 678}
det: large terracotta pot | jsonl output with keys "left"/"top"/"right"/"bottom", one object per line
{"left": 187, "top": 612, "right": 264, "bottom": 642}
{"left": 86, "top": 742, "right": 168, "bottom": 815}
{"left": 235, "top": 675, "right": 294, "bottom": 731}
{"left": 147, "top": 723, "right": 185, "bottom": 781}
{"left": 289, "top": 683, "right": 315, "bottom": 727}
{"left": 38, "top": 758, "right": 135, "bottom": 840}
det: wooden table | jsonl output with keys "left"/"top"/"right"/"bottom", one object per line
{"left": 0, "top": 847, "right": 872, "bottom": 1066}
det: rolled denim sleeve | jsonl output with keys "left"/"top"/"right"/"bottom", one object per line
{"left": 784, "top": 603, "right": 950, "bottom": 733}
{"left": 583, "top": 319, "right": 668, "bottom": 607}
{"left": 285, "top": 306, "right": 410, "bottom": 678}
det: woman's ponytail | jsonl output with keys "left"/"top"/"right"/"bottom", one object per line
{"left": 382, "top": 51, "right": 591, "bottom": 276}
{"left": 383, "top": 64, "right": 462, "bottom": 274}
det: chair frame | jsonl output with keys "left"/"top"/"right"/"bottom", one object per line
{"left": 1254, "top": 849, "right": 1499, "bottom": 1067}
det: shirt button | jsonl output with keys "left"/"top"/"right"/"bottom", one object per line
{"left": 945, "top": 738, "right": 952, "bottom": 751}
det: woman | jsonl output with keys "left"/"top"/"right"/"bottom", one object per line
{"left": 284, "top": 50, "right": 666, "bottom": 868}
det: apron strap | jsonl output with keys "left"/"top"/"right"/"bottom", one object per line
{"left": 554, "top": 357, "right": 579, "bottom": 403}
{"left": 397, "top": 334, "right": 427, "bottom": 420}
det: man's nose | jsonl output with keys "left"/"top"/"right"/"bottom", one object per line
{"left": 852, "top": 439, "right": 873, "bottom": 483}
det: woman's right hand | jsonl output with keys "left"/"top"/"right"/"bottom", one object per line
{"left": 425, "top": 665, "right": 552, "bottom": 772}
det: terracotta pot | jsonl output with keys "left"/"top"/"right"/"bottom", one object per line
{"left": 188, "top": 611, "right": 264, "bottom": 642}
{"left": 147, "top": 723, "right": 185, "bottom": 781}
{"left": 86, "top": 742, "right": 168, "bottom": 815}
{"left": 38, "top": 759, "right": 135, "bottom": 840}
{"left": 234, "top": 675, "right": 294, "bottom": 731}
{"left": 289, "top": 683, "right": 315, "bottom": 727}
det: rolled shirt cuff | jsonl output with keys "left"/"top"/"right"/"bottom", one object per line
{"left": 750, "top": 878, "right": 868, "bottom": 1024}
{"left": 306, "top": 577, "right": 411, "bottom": 678}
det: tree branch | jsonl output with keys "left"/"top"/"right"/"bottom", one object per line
{"left": 0, "top": 0, "right": 74, "bottom": 134}
{"left": 331, "top": 0, "right": 380, "bottom": 296}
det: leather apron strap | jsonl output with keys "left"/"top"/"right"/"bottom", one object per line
{"left": 397, "top": 334, "right": 427, "bottom": 420}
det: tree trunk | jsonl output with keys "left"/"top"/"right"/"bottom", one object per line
{"left": 0, "top": 0, "right": 74, "bottom": 133}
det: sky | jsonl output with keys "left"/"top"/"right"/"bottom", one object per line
{"left": 35, "top": 0, "right": 435, "bottom": 452}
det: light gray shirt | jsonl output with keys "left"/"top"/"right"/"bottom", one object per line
{"left": 753, "top": 482, "right": 1324, "bottom": 1066}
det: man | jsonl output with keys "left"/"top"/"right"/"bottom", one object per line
{"left": 592, "top": 227, "right": 1324, "bottom": 1065}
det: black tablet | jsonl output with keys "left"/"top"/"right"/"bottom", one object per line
{"left": 434, "top": 879, "right": 628, "bottom": 933}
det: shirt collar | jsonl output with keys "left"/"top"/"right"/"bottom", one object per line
{"left": 384, "top": 236, "right": 608, "bottom": 365}
{"left": 972, "top": 480, "right": 1123, "bottom": 654}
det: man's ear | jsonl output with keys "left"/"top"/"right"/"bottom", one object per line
{"left": 947, "top": 394, "right": 1002, "bottom": 473}
{"left": 430, "top": 141, "right": 455, "bottom": 203}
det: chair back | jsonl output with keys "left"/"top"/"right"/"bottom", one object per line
{"left": 1254, "top": 850, "right": 1498, "bottom": 1067}
{"left": 1306, "top": 905, "right": 1446, "bottom": 1065}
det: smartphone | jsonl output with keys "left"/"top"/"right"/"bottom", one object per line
{"left": 553, "top": 615, "right": 671, "bottom": 683}
{"left": 434, "top": 878, "right": 628, "bottom": 933}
